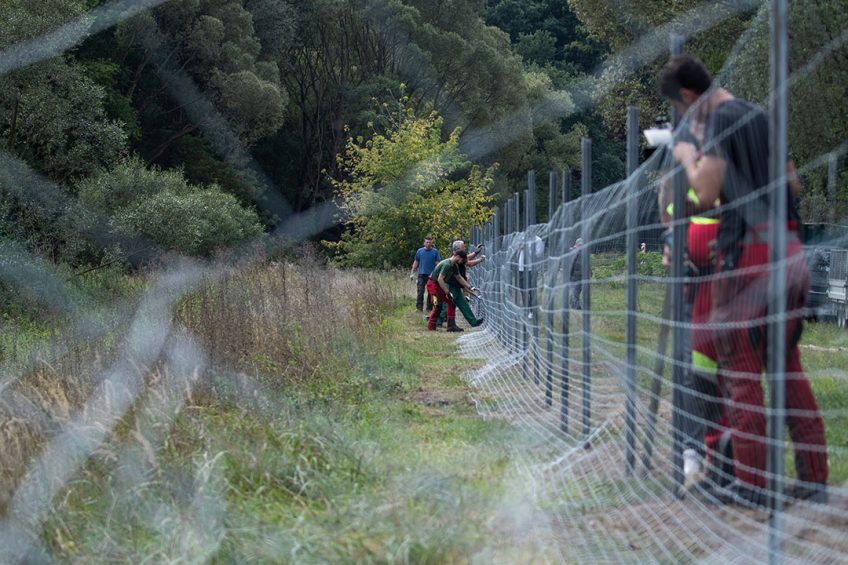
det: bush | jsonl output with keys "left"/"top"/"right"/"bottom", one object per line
{"left": 77, "top": 157, "right": 190, "bottom": 213}
{"left": 114, "top": 189, "right": 263, "bottom": 256}
{"left": 77, "top": 158, "right": 263, "bottom": 257}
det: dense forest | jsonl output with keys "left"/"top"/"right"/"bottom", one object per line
{"left": 1, "top": 0, "right": 845, "bottom": 269}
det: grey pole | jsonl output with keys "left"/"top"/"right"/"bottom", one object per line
{"left": 515, "top": 192, "right": 522, "bottom": 354}
{"left": 625, "top": 105, "right": 640, "bottom": 474}
{"left": 546, "top": 171, "right": 557, "bottom": 405}
{"left": 581, "top": 137, "right": 592, "bottom": 442}
{"left": 494, "top": 206, "right": 501, "bottom": 253}
{"left": 560, "top": 170, "right": 571, "bottom": 432}
{"left": 524, "top": 183, "right": 532, "bottom": 382}
{"left": 670, "top": 33, "right": 686, "bottom": 492}
{"left": 767, "top": 0, "right": 788, "bottom": 561}
{"left": 549, "top": 171, "right": 558, "bottom": 223}
{"left": 505, "top": 198, "right": 513, "bottom": 350}
{"left": 515, "top": 192, "right": 521, "bottom": 231}
{"left": 494, "top": 206, "right": 502, "bottom": 343}
{"left": 828, "top": 154, "right": 838, "bottom": 226}
{"left": 530, "top": 179, "right": 540, "bottom": 387}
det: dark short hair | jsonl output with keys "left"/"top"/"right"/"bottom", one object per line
{"left": 454, "top": 249, "right": 468, "bottom": 260}
{"left": 424, "top": 236, "right": 432, "bottom": 241}
{"left": 658, "top": 55, "right": 712, "bottom": 101}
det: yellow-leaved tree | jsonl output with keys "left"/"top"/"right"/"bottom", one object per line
{"left": 327, "top": 109, "right": 495, "bottom": 268}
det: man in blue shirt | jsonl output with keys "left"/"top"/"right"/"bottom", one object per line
{"left": 410, "top": 236, "right": 441, "bottom": 312}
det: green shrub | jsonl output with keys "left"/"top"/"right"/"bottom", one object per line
{"left": 77, "top": 158, "right": 263, "bottom": 257}
{"left": 114, "top": 189, "right": 263, "bottom": 256}
{"left": 77, "top": 157, "right": 190, "bottom": 213}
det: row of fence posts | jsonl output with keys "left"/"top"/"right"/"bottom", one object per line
{"left": 466, "top": 23, "right": 791, "bottom": 561}
{"left": 467, "top": 147, "right": 597, "bottom": 444}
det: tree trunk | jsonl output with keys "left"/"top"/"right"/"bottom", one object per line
{"left": 144, "top": 122, "right": 200, "bottom": 165}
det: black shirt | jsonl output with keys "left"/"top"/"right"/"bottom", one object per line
{"left": 705, "top": 99, "right": 798, "bottom": 257}
{"left": 448, "top": 262, "right": 466, "bottom": 289}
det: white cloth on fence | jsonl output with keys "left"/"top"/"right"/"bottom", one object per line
{"left": 517, "top": 235, "right": 544, "bottom": 272}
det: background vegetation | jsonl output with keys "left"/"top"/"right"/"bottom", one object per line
{"left": 1, "top": 0, "right": 842, "bottom": 271}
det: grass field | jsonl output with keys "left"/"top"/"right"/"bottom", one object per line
{"left": 0, "top": 262, "right": 548, "bottom": 562}
{"left": 0, "top": 255, "right": 844, "bottom": 561}
{"left": 583, "top": 252, "right": 848, "bottom": 483}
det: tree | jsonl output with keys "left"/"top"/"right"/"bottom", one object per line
{"left": 329, "top": 110, "right": 494, "bottom": 267}
{"left": 722, "top": 0, "right": 848, "bottom": 221}
{"left": 114, "top": 0, "right": 287, "bottom": 168}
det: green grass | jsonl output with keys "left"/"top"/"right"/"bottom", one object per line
{"left": 38, "top": 300, "right": 534, "bottom": 563}
{"left": 583, "top": 264, "right": 848, "bottom": 484}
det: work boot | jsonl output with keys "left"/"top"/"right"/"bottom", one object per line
{"left": 698, "top": 479, "right": 767, "bottom": 509}
{"left": 446, "top": 318, "right": 464, "bottom": 332}
{"left": 789, "top": 481, "right": 829, "bottom": 504}
{"left": 471, "top": 317, "right": 485, "bottom": 327}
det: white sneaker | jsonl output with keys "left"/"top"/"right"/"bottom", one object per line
{"left": 683, "top": 449, "right": 702, "bottom": 485}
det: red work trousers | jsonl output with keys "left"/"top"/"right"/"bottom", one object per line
{"left": 427, "top": 279, "right": 455, "bottom": 330}
{"left": 712, "top": 229, "right": 828, "bottom": 487}
{"left": 688, "top": 222, "right": 726, "bottom": 456}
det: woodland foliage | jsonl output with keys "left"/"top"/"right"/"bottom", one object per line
{"left": 329, "top": 109, "right": 494, "bottom": 267}
{"left": 0, "top": 0, "right": 844, "bottom": 270}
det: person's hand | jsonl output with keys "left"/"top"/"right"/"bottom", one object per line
{"left": 672, "top": 141, "right": 697, "bottom": 165}
{"left": 409, "top": 272, "right": 415, "bottom": 281}
{"left": 470, "top": 287, "right": 480, "bottom": 297}
{"left": 478, "top": 254, "right": 486, "bottom": 262}
{"left": 475, "top": 243, "right": 484, "bottom": 253}
{"left": 662, "top": 244, "right": 671, "bottom": 269}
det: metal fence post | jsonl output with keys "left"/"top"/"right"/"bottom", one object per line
{"left": 505, "top": 197, "right": 513, "bottom": 349}
{"left": 514, "top": 192, "right": 522, "bottom": 354}
{"left": 546, "top": 171, "right": 557, "bottom": 405}
{"left": 529, "top": 178, "right": 540, "bottom": 387}
{"left": 828, "top": 153, "right": 838, "bottom": 226}
{"left": 494, "top": 206, "right": 502, "bottom": 343}
{"left": 670, "top": 33, "right": 686, "bottom": 491}
{"left": 768, "top": 1, "right": 789, "bottom": 561}
{"left": 625, "top": 105, "right": 639, "bottom": 474}
{"left": 523, "top": 182, "right": 532, "bottom": 382}
{"left": 560, "top": 170, "right": 571, "bottom": 432}
{"left": 581, "top": 137, "right": 592, "bottom": 442}
{"left": 549, "top": 171, "right": 558, "bottom": 222}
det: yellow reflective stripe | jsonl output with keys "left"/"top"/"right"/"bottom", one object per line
{"left": 690, "top": 216, "right": 719, "bottom": 225}
{"left": 666, "top": 189, "right": 719, "bottom": 219}
{"left": 692, "top": 350, "right": 718, "bottom": 373}
{"left": 687, "top": 188, "right": 699, "bottom": 205}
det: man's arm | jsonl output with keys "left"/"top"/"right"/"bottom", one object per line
{"left": 438, "top": 273, "right": 451, "bottom": 294}
{"left": 673, "top": 142, "right": 725, "bottom": 207}
{"left": 454, "top": 274, "right": 474, "bottom": 293}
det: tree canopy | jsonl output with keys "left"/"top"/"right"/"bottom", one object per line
{"left": 0, "top": 0, "right": 844, "bottom": 270}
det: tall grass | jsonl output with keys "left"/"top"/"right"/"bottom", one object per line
{"left": 17, "top": 255, "right": 525, "bottom": 563}
{"left": 0, "top": 255, "right": 405, "bottom": 526}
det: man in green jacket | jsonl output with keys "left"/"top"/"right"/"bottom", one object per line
{"left": 436, "top": 241, "right": 485, "bottom": 330}
{"left": 427, "top": 250, "right": 477, "bottom": 331}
